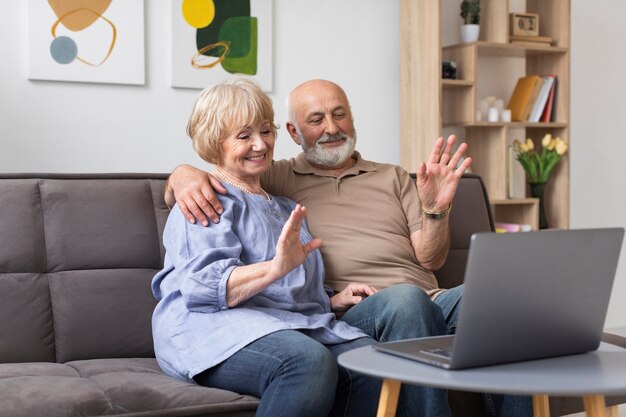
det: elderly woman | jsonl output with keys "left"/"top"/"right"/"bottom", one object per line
{"left": 151, "top": 77, "right": 381, "bottom": 417}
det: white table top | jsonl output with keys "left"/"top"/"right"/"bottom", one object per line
{"left": 338, "top": 343, "right": 626, "bottom": 396}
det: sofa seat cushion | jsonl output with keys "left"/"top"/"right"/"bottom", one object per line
{"left": 0, "top": 359, "right": 258, "bottom": 417}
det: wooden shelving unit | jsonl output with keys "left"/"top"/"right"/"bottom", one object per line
{"left": 400, "top": 0, "right": 570, "bottom": 230}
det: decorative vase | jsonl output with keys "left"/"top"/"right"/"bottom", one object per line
{"left": 529, "top": 182, "right": 549, "bottom": 230}
{"left": 460, "top": 24, "right": 480, "bottom": 43}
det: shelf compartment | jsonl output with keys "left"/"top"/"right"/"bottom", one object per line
{"left": 443, "top": 122, "right": 568, "bottom": 128}
{"left": 491, "top": 198, "right": 540, "bottom": 230}
{"left": 442, "top": 79, "right": 474, "bottom": 88}
{"left": 444, "top": 42, "right": 568, "bottom": 58}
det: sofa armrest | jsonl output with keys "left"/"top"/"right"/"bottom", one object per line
{"left": 434, "top": 174, "right": 494, "bottom": 289}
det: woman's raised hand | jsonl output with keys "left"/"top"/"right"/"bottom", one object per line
{"left": 270, "top": 205, "right": 322, "bottom": 279}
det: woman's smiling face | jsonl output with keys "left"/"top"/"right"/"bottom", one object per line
{"left": 218, "top": 120, "right": 275, "bottom": 182}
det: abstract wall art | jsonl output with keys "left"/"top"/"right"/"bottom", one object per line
{"left": 171, "top": 0, "right": 273, "bottom": 91}
{"left": 28, "top": 0, "right": 145, "bottom": 85}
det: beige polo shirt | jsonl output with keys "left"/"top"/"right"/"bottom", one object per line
{"left": 261, "top": 152, "right": 442, "bottom": 297}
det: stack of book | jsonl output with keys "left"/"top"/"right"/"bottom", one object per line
{"left": 507, "top": 74, "right": 558, "bottom": 123}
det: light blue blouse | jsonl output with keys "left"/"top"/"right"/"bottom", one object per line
{"left": 151, "top": 184, "right": 366, "bottom": 382}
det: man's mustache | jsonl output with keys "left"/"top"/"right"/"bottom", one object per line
{"left": 317, "top": 134, "right": 348, "bottom": 145}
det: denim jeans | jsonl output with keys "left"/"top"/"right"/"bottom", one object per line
{"left": 340, "top": 284, "right": 532, "bottom": 417}
{"left": 341, "top": 284, "right": 453, "bottom": 417}
{"left": 194, "top": 329, "right": 384, "bottom": 417}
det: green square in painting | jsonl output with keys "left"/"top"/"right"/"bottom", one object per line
{"left": 196, "top": 0, "right": 250, "bottom": 58}
{"left": 219, "top": 16, "right": 251, "bottom": 58}
{"left": 222, "top": 17, "right": 257, "bottom": 75}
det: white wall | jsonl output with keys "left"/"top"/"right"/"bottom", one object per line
{"left": 0, "top": 0, "right": 400, "bottom": 172}
{"left": 1, "top": 1, "right": 625, "bottom": 327}
{"left": 571, "top": 2, "right": 626, "bottom": 329}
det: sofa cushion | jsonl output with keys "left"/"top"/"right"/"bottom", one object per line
{"left": 0, "top": 180, "right": 46, "bottom": 273}
{"left": 40, "top": 179, "right": 163, "bottom": 272}
{"left": 0, "top": 359, "right": 259, "bottom": 417}
{"left": 50, "top": 269, "right": 158, "bottom": 362}
{"left": 0, "top": 273, "right": 54, "bottom": 362}
{"left": 0, "top": 175, "right": 167, "bottom": 363}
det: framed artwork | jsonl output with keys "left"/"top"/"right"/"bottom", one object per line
{"left": 28, "top": 0, "right": 145, "bottom": 85}
{"left": 171, "top": 0, "right": 273, "bottom": 91}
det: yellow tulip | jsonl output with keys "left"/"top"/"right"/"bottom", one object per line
{"left": 526, "top": 138, "right": 535, "bottom": 150}
{"left": 546, "top": 139, "right": 556, "bottom": 151}
{"left": 513, "top": 139, "right": 522, "bottom": 151}
{"left": 542, "top": 133, "right": 553, "bottom": 147}
{"left": 520, "top": 143, "right": 529, "bottom": 152}
{"left": 556, "top": 141, "right": 568, "bottom": 155}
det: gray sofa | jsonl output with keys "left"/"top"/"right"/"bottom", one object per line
{"left": 1, "top": 173, "right": 624, "bottom": 417}
{"left": 0, "top": 174, "right": 257, "bottom": 417}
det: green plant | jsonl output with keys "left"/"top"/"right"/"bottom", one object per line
{"left": 513, "top": 134, "right": 568, "bottom": 183}
{"left": 460, "top": 0, "right": 481, "bottom": 25}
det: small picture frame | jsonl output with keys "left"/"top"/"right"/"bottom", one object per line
{"left": 510, "top": 13, "right": 539, "bottom": 37}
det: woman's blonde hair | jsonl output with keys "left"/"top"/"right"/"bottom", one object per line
{"left": 187, "top": 76, "right": 277, "bottom": 164}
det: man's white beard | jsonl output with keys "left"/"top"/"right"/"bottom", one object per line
{"left": 299, "top": 131, "right": 357, "bottom": 167}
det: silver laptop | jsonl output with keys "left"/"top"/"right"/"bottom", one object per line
{"left": 373, "top": 228, "right": 624, "bottom": 369}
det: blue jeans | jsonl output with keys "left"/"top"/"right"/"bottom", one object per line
{"left": 194, "top": 330, "right": 383, "bottom": 417}
{"left": 340, "top": 284, "right": 532, "bottom": 417}
{"left": 341, "top": 284, "right": 453, "bottom": 417}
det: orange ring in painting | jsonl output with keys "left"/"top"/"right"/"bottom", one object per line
{"left": 51, "top": 8, "right": 117, "bottom": 67}
{"left": 191, "top": 41, "right": 231, "bottom": 69}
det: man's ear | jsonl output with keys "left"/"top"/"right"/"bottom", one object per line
{"left": 286, "top": 122, "right": 301, "bottom": 145}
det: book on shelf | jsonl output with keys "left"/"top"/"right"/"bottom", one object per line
{"left": 540, "top": 75, "right": 558, "bottom": 123}
{"left": 528, "top": 75, "right": 556, "bottom": 123}
{"left": 495, "top": 222, "right": 533, "bottom": 233}
{"left": 507, "top": 75, "right": 542, "bottom": 121}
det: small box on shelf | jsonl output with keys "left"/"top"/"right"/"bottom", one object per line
{"left": 510, "top": 13, "right": 539, "bottom": 37}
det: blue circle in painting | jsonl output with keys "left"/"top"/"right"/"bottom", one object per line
{"left": 50, "top": 36, "right": 78, "bottom": 64}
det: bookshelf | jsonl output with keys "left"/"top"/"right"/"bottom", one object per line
{"left": 400, "top": 0, "right": 570, "bottom": 230}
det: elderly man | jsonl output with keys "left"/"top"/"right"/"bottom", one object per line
{"left": 166, "top": 79, "right": 530, "bottom": 417}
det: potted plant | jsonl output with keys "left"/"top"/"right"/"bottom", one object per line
{"left": 512, "top": 134, "right": 569, "bottom": 229}
{"left": 460, "top": 0, "right": 480, "bottom": 43}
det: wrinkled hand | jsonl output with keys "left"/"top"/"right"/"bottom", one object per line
{"left": 416, "top": 135, "right": 472, "bottom": 212}
{"left": 330, "top": 283, "right": 377, "bottom": 317}
{"left": 269, "top": 205, "right": 323, "bottom": 279}
{"left": 170, "top": 165, "right": 227, "bottom": 226}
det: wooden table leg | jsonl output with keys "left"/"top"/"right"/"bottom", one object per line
{"left": 377, "top": 379, "right": 402, "bottom": 417}
{"left": 533, "top": 394, "right": 551, "bottom": 417}
{"left": 583, "top": 395, "right": 608, "bottom": 417}
{"left": 606, "top": 405, "right": 619, "bottom": 417}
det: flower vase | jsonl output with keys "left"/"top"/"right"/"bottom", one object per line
{"left": 529, "top": 182, "right": 549, "bottom": 230}
{"left": 460, "top": 24, "right": 480, "bottom": 43}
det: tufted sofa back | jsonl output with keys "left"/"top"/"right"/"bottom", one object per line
{"left": 0, "top": 172, "right": 493, "bottom": 364}
{"left": 0, "top": 174, "right": 170, "bottom": 364}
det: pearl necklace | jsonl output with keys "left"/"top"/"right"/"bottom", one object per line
{"left": 214, "top": 168, "right": 271, "bottom": 202}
